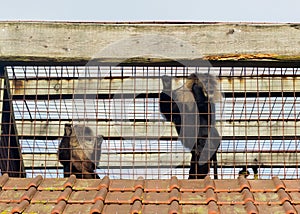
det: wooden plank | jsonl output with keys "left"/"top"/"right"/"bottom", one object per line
{"left": 23, "top": 152, "right": 300, "bottom": 168}
{"left": 9, "top": 76, "right": 300, "bottom": 96}
{"left": 15, "top": 120, "right": 300, "bottom": 138}
{"left": 16, "top": 121, "right": 178, "bottom": 138}
{"left": 0, "top": 22, "right": 300, "bottom": 62}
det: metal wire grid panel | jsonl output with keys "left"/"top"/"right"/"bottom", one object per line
{"left": 0, "top": 66, "right": 299, "bottom": 179}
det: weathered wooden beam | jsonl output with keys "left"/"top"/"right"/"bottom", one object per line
{"left": 9, "top": 76, "right": 300, "bottom": 96}
{"left": 15, "top": 120, "right": 299, "bottom": 138}
{"left": 0, "top": 22, "right": 300, "bottom": 63}
{"left": 22, "top": 151, "right": 300, "bottom": 168}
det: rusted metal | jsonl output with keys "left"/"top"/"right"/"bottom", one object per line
{"left": 0, "top": 65, "right": 299, "bottom": 179}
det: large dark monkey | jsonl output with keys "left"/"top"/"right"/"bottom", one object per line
{"left": 160, "top": 73, "right": 222, "bottom": 179}
{"left": 187, "top": 73, "right": 222, "bottom": 179}
{"left": 58, "top": 124, "right": 103, "bottom": 179}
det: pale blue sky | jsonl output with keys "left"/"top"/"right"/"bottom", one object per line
{"left": 0, "top": 0, "right": 299, "bottom": 22}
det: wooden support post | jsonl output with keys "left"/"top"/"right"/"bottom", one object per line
{"left": 0, "top": 66, "right": 25, "bottom": 177}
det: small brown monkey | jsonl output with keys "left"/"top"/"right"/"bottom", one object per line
{"left": 58, "top": 124, "right": 103, "bottom": 179}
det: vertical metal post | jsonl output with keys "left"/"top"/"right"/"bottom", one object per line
{"left": 0, "top": 65, "right": 25, "bottom": 177}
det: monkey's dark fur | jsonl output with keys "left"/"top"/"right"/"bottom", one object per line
{"left": 187, "top": 73, "right": 221, "bottom": 179}
{"left": 159, "top": 75, "right": 182, "bottom": 134}
{"left": 160, "top": 73, "right": 222, "bottom": 179}
{"left": 58, "top": 124, "right": 103, "bottom": 179}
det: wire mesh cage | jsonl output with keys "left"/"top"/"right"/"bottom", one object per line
{"left": 0, "top": 65, "right": 299, "bottom": 179}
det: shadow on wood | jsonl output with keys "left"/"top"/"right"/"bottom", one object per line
{"left": 0, "top": 66, "right": 25, "bottom": 177}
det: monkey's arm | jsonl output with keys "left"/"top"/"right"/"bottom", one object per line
{"left": 159, "top": 91, "right": 181, "bottom": 134}
{"left": 58, "top": 137, "right": 71, "bottom": 177}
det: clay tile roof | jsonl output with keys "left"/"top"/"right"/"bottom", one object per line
{"left": 1, "top": 174, "right": 300, "bottom": 213}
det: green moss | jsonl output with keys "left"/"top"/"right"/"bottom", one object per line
{"left": 186, "top": 206, "right": 207, "bottom": 214}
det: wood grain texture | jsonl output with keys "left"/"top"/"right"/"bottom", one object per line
{"left": 1, "top": 22, "right": 300, "bottom": 62}
{"left": 16, "top": 120, "right": 300, "bottom": 138}
{"left": 9, "top": 76, "right": 300, "bottom": 95}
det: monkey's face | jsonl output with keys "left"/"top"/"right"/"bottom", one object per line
{"left": 71, "top": 125, "right": 103, "bottom": 163}
{"left": 161, "top": 75, "right": 184, "bottom": 91}
{"left": 161, "top": 75, "right": 172, "bottom": 90}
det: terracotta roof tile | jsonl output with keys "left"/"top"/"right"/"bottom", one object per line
{"left": 68, "top": 190, "right": 99, "bottom": 203}
{"left": 245, "top": 201, "right": 259, "bottom": 214}
{"left": 0, "top": 173, "right": 9, "bottom": 188}
{"left": 31, "top": 190, "right": 62, "bottom": 203}
{"left": 38, "top": 178, "right": 67, "bottom": 191}
{"left": 109, "top": 179, "right": 136, "bottom": 191}
{"left": 28, "top": 175, "right": 43, "bottom": 188}
{"left": 253, "top": 192, "right": 282, "bottom": 204}
{"left": 248, "top": 178, "right": 280, "bottom": 192}
{"left": 277, "top": 188, "right": 291, "bottom": 203}
{"left": 169, "top": 188, "right": 180, "bottom": 203}
{"left": 11, "top": 200, "right": 30, "bottom": 213}
{"left": 289, "top": 191, "right": 300, "bottom": 204}
{"left": 204, "top": 176, "right": 215, "bottom": 191}
{"left": 134, "top": 176, "right": 145, "bottom": 190}
{"left": 57, "top": 187, "right": 72, "bottom": 202}
{"left": 2, "top": 178, "right": 35, "bottom": 190}
{"left": 51, "top": 200, "right": 67, "bottom": 214}
{"left": 0, "top": 189, "right": 26, "bottom": 203}
{"left": 256, "top": 204, "right": 291, "bottom": 214}
{"left": 206, "top": 188, "right": 217, "bottom": 203}
{"left": 180, "top": 179, "right": 207, "bottom": 192}
{"left": 102, "top": 204, "right": 132, "bottom": 214}
{"left": 169, "top": 200, "right": 180, "bottom": 214}
{"left": 21, "top": 186, "right": 37, "bottom": 202}
{"left": 180, "top": 176, "right": 214, "bottom": 192}
{"left": 72, "top": 179, "right": 103, "bottom": 191}
{"left": 105, "top": 191, "right": 136, "bottom": 204}
{"left": 218, "top": 204, "right": 247, "bottom": 214}
{"left": 90, "top": 200, "right": 104, "bottom": 214}
{"left": 242, "top": 188, "right": 255, "bottom": 203}
{"left": 284, "top": 180, "right": 300, "bottom": 192}
{"left": 132, "top": 187, "right": 143, "bottom": 202}
{"left": 283, "top": 201, "right": 297, "bottom": 214}
{"left": 182, "top": 204, "right": 208, "bottom": 213}
{"left": 24, "top": 204, "right": 56, "bottom": 214}
{"left": 207, "top": 201, "right": 219, "bottom": 214}
{"left": 63, "top": 175, "right": 76, "bottom": 189}
{"left": 0, "top": 202, "right": 18, "bottom": 213}
{"left": 99, "top": 176, "right": 110, "bottom": 189}
{"left": 216, "top": 192, "right": 244, "bottom": 205}
{"left": 144, "top": 191, "right": 170, "bottom": 204}
{"left": 130, "top": 200, "right": 143, "bottom": 214}
{"left": 181, "top": 191, "right": 206, "bottom": 204}
{"left": 144, "top": 179, "right": 173, "bottom": 192}
{"left": 94, "top": 187, "right": 108, "bottom": 202}
{"left": 142, "top": 204, "right": 171, "bottom": 214}
{"left": 214, "top": 179, "right": 243, "bottom": 192}
{"left": 272, "top": 177, "right": 286, "bottom": 190}
{"left": 63, "top": 203, "right": 95, "bottom": 213}
{"left": 170, "top": 176, "right": 180, "bottom": 190}
{"left": 238, "top": 176, "right": 251, "bottom": 190}
{"left": 294, "top": 205, "right": 300, "bottom": 214}
{"left": 1, "top": 174, "right": 300, "bottom": 213}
